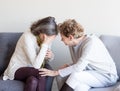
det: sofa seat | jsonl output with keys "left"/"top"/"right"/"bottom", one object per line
{"left": 89, "top": 82, "right": 120, "bottom": 91}
{"left": 0, "top": 76, "right": 24, "bottom": 91}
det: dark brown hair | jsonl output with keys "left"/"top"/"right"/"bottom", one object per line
{"left": 31, "top": 16, "right": 58, "bottom": 36}
{"left": 58, "top": 19, "right": 84, "bottom": 38}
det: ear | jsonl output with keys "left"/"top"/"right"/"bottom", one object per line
{"left": 68, "top": 35, "right": 74, "bottom": 40}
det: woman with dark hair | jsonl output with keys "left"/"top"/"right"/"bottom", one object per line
{"left": 3, "top": 16, "right": 58, "bottom": 91}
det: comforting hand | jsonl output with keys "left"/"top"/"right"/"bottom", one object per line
{"left": 59, "top": 64, "right": 69, "bottom": 69}
{"left": 39, "top": 68, "right": 59, "bottom": 77}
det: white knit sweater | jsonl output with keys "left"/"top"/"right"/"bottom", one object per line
{"left": 3, "top": 30, "right": 50, "bottom": 80}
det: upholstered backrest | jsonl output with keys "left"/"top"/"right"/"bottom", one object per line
{"left": 100, "top": 35, "right": 120, "bottom": 79}
{"left": 0, "top": 33, "right": 22, "bottom": 75}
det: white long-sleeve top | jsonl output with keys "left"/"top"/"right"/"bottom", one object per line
{"left": 59, "top": 34, "right": 118, "bottom": 78}
{"left": 3, "top": 30, "right": 51, "bottom": 80}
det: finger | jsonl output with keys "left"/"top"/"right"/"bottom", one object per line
{"left": 46, "top": 51, "right": 50, "bottom": 54}
{"left": 45, "top": 54, "right": 51, "bottom": 57}
{"left": 40, "top": 73, "right": 51, "bottom": 77}
{"left": 39, "top": 72, "right": 49, "bottom": 76}
{"left": 47, "top": 50, "right": 52, "bottom": 53}
{"left": 40, "top": 74, "right": 46, "bottom": 76}
{"left": 46, "top": 53, "right": 50, "bottom": 55}
{"left": 39, "top": 68, "right": 46, "bottom": 71}
{"left": 39, "top": 71, "right": 46, "bottom": 75}
{"left": 39, "top": 70, "right": 49, "bottom": 75}
{"left": 39, "top": 73, "right": 47, "bottom": 77}
{"left": 46, "top": 54, "right": 50, "bottom": 57}
{"left": 46, "top": 52, "right": 50, "bottom": 56}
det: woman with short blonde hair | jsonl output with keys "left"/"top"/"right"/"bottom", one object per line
{"left": 39, "top": 19, "right": 118, "bottom": 91}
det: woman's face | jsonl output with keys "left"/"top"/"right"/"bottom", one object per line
{"left": 39, "top": 33, "right": 56, "bottom": 44}
{"left": 60, "top": 34, "right": 74, "bottom": 46}
{"left": 39, "top": 33, "right": 44, "bottom": 42}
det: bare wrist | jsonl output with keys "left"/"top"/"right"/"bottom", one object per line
{"left": 54, "top": 70, "right": 59, "bottom": 76}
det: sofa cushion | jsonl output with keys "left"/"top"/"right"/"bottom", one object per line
{"left": 0, "top": 33, "right": 22, "bottom": 75}
{"left": 89, "top": 82, "right": 120, "bottom": 91}
{"left": 100, "top": 35, "right": 120, "bottom": 79}
{"left": 0, "top": 76, "right": 24, "bottom": 91}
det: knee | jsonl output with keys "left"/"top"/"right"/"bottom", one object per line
{"left": 75, "top": 84, "right": 90, "bottom": 91}
{"left": 69, "top": 71, "right": 86, "bottom": 81}
{"left": 39, "top": 76, "right": 46, "bottom": 80}
{"left": 26, "top": 76, "right": 38, "bottom": 84}
{"left": 69, "top": 72, "right": 79, "bottom": 80}
{"left": 38, "top": 76, "right": 46, "bottom": 83}
{"left": 66, "top": 72, "right": 85, "bottom": 89}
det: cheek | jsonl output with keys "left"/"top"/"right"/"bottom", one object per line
{"left": 40, "top": 36, "right": 44, "bottom": 42}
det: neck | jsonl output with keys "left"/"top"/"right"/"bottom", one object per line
{"left": 73, "top": 35, "right": 86, "bottom": 45}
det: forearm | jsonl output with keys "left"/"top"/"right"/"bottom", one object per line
{"left": 35, "top": 44, "right": 48, "bottom": 68}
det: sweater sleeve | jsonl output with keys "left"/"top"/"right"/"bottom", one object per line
{"left": 35, "top": 44, "right": 48, "bottom": 68}
{"left": 58, "top": 38, "right": 93, "bottom": 77}
{"left": 23, "top": 33, "right": 48, "bottom": 69}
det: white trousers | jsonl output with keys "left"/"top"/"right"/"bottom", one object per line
{"left": 57, "top": 71, "right": 116, "bottom": 91}
{"left": 67, "top": 71, "right": 105, "bottom": 91}
{"left": 56, "top": 71, "right": 117, "bottom": 91}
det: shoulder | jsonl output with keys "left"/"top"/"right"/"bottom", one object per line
{"left": 83, "top": 34, "right": 106, "bottom": 50}
{"left": 22, "top": 30, "right": 37, "bottom": 43}
{"left": 80, "top": 34, "right": 100, "bottom": 49}
{"left": 86, "top": 34, "right": 99, "bottom": 41}
{"left": 15, "top": 30, "right": 37, "bottom": 48}
{"left": 84, "top": 34, "right": 100, "bottom": 44}
{"left": 24, "top": 30, "right": 36, "bottom": 39}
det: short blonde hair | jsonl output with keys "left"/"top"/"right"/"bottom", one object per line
{"left": 58, "top": 19, "right": 84, "bottom": 38}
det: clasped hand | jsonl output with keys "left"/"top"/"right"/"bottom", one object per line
{"left": 45, "top": 49, "right": 53, "bottom": 59}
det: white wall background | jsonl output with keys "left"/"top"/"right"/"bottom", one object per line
{"left": 0, "top": 0, "right": 120, "bottom": 68}
{"left": 0, "top": 0, "right": 120, "bottom": 35}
